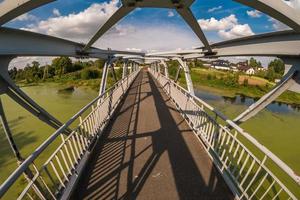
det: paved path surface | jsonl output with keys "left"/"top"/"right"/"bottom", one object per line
{"left": 74, "top": 69, "right": 234, "bottom": 200}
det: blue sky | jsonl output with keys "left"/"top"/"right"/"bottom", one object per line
{"left": 7, "top": 0, "right": 279, "bottom": 34}
{"left": 5, "top": 0, "right": 299, "bottom": 67}
{"left": 6, "top": 0, "right": 288, "bottom": 47}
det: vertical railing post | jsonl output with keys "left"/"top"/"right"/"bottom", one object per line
{"left": 99, "top": 57, "right": 114, "bottom": 96}
{"left": 161, "top": 60, "right": 169, "bottom": 78}
{"left": 129, "top": 62, "right": 133, "bottom": 74}
{"left": 122, "top": 60, "right": 128, "bottom": 79}
{"left": 173, "top": 58, "right": 195, "bottom": 96}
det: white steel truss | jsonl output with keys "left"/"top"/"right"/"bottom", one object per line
{"left": 0, "top": 0, "right": 300, "bottom": 199}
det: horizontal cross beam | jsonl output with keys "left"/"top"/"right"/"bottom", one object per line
{"left": 0, "top": 27, "right": 144, "bottom": 59}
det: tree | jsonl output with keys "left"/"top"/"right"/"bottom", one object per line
{"left": 266, "top": 67, "right": 276, "bottom": 81}
{"left": 9, "top": 67, "right": 18, "bottom": 80}
{"left": 52, "top": 56, "right": 73, "bottom": 77}
{"left": 268, "top": 59, "right": 285, "bottom": 75}
{"left": 249, "top": 57, "right": 262, "bottom": 69}
{"left": 167, "top": 60, "right": 180, "bottom": 79}
{"left": 194, "top": 59, "right": 205, "bottom": 68}
{"left": 81, "top": 69, "right": 100, "bottom": 80}
{"left": 73, "top": 61, "right": 84, "bottom": 71}
{"left": 243, "top": 78, "right": 249, "bottom": 86}
{"left": 95, "top": 59, "right": 105, "bottom": 69}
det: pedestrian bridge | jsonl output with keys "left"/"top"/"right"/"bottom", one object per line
{"left": 1, "top": 67, "right": 299, "bottom": 200}
{"left": 1, "top": 0, "right": 300, "bottom": 200}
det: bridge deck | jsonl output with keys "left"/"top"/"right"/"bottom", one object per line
{"left": 74, "top": 70, "right": 234, "bottom": 200}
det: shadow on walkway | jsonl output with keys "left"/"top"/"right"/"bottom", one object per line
{"left": 73, "top": 69, "right": 234, "bottom": 200}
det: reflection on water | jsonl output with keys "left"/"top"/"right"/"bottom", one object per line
{"left": 195, "top": 90, "right": 300, "bottom": 114}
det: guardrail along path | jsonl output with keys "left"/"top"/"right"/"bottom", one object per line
{"left": 74, "top": 70, "right": 233, "bottom": 200}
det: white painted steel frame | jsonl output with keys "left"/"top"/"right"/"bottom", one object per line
{"left": 0, "top": 0, "right": 300, "bottom": 199}
{"left": 0, "top": 0, "right": 55, "bottom": 26}
{"left": 83, "top": 0, "right": 211, "bottom": 52}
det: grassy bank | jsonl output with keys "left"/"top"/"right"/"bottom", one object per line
{"left": 17, "top": 66, "right": 300, "bottom": 105}
{"left": 0, "top": 84, "right": 98, "bottom": 199}
{"left": 17, "top": 66, "right": 122, "bottom": 91}
{"left": 173, "top": 67, "right": 300, "bottom": 105}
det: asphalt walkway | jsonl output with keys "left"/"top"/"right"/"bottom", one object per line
{"left": 74, "top": 69, "right": 233, "bottom": 200}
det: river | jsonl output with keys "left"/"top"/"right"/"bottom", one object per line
{"left": 0, "top": 84, "right": 98, "bottom": 189}
{"left": 195, "top": 88, "right": 300, "bottom": 175}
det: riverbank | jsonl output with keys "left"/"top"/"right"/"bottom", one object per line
{"left": 0, "top": 85, "right": 98, "bottom": 199}
{"left": 16, "top": 67, "right": 300, "bottom": 105}
{"left": 16, "top": 66, "right": 117, "bottom": 91}
{"left": 175, "top": 68, "right": 300, "bottom": 105}
{"left": 194, "top": 86, "right": 300, "bottom": 197}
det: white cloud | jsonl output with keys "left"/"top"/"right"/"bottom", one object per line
{"left": 198, "top": 14, "right": 238, "bottom": 31}
{"left": 219, "top": 24, "right": 254, "bottom": 40}
{"left": 268, "top": 17, "right": 291, "bottom": 31}
{"left": 208, "top": 6, "right": 222, "bottom": 13}
{"left": 13, "top": 0, "right": 255, "bottom": 68}
{"left": 247, "top": 10, "right": 261, "bottom": 18}
{"left": 22, "top": 0, "right": 200, "bottom": 51}
{"left": 52, "top": 8, "right": 61, "bottom": 17}
{"left": 98, "top": 24, "right": 200, "bottom": 51}
{"left": 198, "top": 14, "right": 254, "bottom": 39}
{"left": 168, "top": 11, "right": 175, "bottom": 17}
{"left": 23, "top": 0, "right": 120, "bottom": 41}
{"left": 12, "top": 13, "right": 38, "bottom": 22}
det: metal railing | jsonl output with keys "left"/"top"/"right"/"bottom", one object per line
{"left": 0, "top": 70, "right": 140, "bottom": 199}
{"left": 149, "top": 68, "right": 300, "bottom": 200}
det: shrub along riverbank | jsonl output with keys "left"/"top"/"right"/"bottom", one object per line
{"left": 11, "top": 57, "right": 123, "bottom": 91}
{"left": 9, "top": 56, "right": 300, "bottom": 105}
{"left": 168, "top": 65, "right": 300, "bottom": 105}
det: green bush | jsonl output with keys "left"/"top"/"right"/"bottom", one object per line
{"left": 81, "top": 69, "right": 100, "bottom": 80}
{"left": 207, "top": 74, "right": 212, "bottom": 80}
{"left": 243, "top": 78, "right": 249, "bottom": 86}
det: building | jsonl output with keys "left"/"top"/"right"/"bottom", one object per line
{"left": 238, "top": 65, "right": 256, "bottom": 75}
{"left": 257, "top": 66, "right": 267, "bottom": 71}
{"left": 236, "top": 61, "right": 248, "bottom": 68}
{"left": 229, "top": 63, "right": 239, "bottom": 72}
{"left": 211, "top": 60, "right": 231, "bottom": 71}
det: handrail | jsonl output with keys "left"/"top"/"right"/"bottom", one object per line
{"left": 149, "top": 68, "right": 299, "bottom": 199}
{"left": 153, "top": 70, "right": 300, "bottom": 185}
{"left": 0, "top": 70, "right": 139, "bottom": 198}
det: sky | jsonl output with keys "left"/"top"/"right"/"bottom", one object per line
{"left": 4, "top": 0, "right": 300, "bottom": 68}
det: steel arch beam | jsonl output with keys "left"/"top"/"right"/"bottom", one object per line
{"left": 0, "top": 0, "right": 55, "bottom": 26}
{"left": 234, "top": 0, "right": 300, "bottom": 32}
{"left": 148, "top": 31, "right": 300, "bottom": 59}
{"left": 150, "top": 31, "right": 300, "bottom": 59}
{"left": 0, "top": 56, "right": 70, "bottom": 133}
{"left": 146, "top": 49, "right": 203, "bottom": 57}
{"left": 83, "top": 5, "right": 135, "bottom": 51}
{"left": 0, "top": 27, "right": 143, "bottom": 59}
{"left": 207, "top": 30, "right": 300, "bottom": 58}
{"left": 176, "top": 7, "right": 211, "bottom": 52}
{"left": 83, "top": 0, "right": 211, "bottom": 52}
